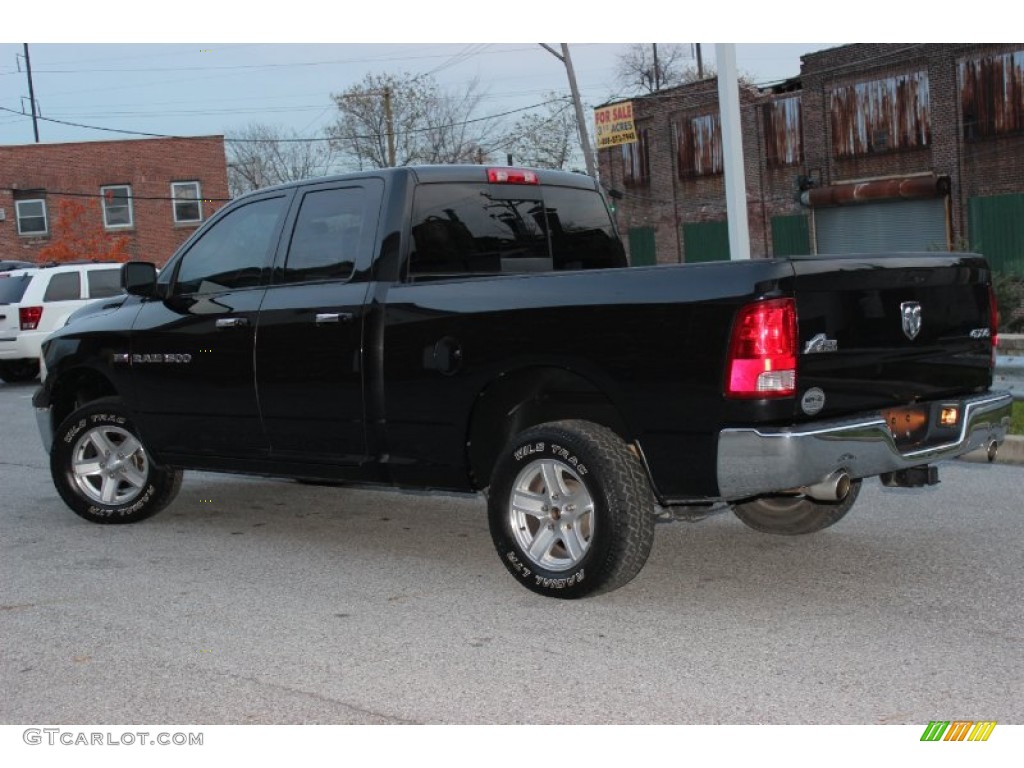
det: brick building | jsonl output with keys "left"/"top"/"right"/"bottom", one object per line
{"left": 0, "top": 136, "right": 230, "bottom": 266}
{"left": 598, "top": 43, "right": 1024, "bottom": 275}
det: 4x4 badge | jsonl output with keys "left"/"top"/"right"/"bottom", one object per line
{"left": 901, "top": 301, "right": 922, "bottom": 340}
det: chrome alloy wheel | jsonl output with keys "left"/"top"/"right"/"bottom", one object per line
{"left": 509, "top": 458, "right": 595, "bottom": 572}
{"left": 71, "top": 425, "right": 149, "bottom": 506}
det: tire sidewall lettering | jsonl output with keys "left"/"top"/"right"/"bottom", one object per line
{"left": 506, "top": 549, "right": 585, "bottom": 591}
{"left": 511, "top": 439, "right": 589, "bottom": 477}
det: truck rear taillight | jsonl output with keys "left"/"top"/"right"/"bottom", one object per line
{"left": 989, "top": 284, "right": 1000, "bottom": 348}
{"left": 19, "top": 306, "right": 43, "bottom": 331}
{"left": 487, "top": 168, "right": 539, "bottom": 185}
{"left": 988, "top": 284, "right": 999, "bottom": 367}
{"left": 725, "top": 297, "right": 798, "bottom": 399}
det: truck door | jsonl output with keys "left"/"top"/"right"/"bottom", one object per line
{"left": 255, "top": 179, "right": 383, "bottom": 465}
{"left": 129, "top": 192, "right": 291, "bottom": 458}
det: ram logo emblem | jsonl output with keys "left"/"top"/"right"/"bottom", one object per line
{"left": 901, "top": 301, "right": 922, "bottom": 341}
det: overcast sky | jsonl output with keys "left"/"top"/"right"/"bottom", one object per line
{"left": 2, "top": 1, "right": 985, "bottom": 152}
{"left": 0, "top": 42, "right": 842, "bottom": 149}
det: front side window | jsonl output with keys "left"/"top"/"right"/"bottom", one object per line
{"left": 280, "top": 187, "right": 365, "bottom": 285}
{"left": 43, "top": 272, "right": 82, "bottom": 302}
{"left": 174, "top": 196, "right": 287, "bottom": 295}
{"left": 16, "top": 199, "right": 48, "bottom": 236}
{"left": 101, "top": 185, "right": 133, "bottom": 228}
{"left": 172, "top": 181, "right": 202, "bottom": 224}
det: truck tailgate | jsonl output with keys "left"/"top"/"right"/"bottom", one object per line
{"left": 791, "top": 253, "right": 994, "bottom": 419}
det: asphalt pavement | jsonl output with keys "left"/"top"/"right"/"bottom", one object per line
{"left": 1, "top": 379, "right": 1022, "bottom": 725}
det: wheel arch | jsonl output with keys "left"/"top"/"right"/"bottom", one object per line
{"left": 466, "top": 366, "right": 641, "bottom": 489}
{"left": 48, "top": 366, "right": 122, "bottom": 433}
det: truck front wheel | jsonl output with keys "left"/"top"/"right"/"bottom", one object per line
{"left": 487, "top": 420, "right": 655, "bottom": 598}
{"left": 50, "top": 398, "right": 182, "bottom": 524}
{"left": 730, "top": 480, "right": 861, "bottom": 535}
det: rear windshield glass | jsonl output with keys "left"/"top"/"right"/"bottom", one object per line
{"left": 0, "top": 275, "right": 31, "bottom": 304}
{"left": 408, "top": 182, "right": 625, "bottom": 281}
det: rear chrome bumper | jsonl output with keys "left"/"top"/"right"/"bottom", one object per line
{"left": 717, "top": 391, "right": 1013, "bottom": 501}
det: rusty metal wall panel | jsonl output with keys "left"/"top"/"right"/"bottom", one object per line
{"left": 959, "top": 50, "right": 1024, "bottom": 139}
{"left": 830, "top": 71, "right": 931, "bottom": 157}
{"left": 621, "top": 127, "right": 650, "bottom": 187}
{"left": 763, "top": 96, "right": 803, "bottom": 167}
{"left": 675, "top": 113, "right": 723, "bottom": 177}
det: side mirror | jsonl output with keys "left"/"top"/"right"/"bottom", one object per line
{"left": 122, "top": 261, "right": 158, "bottom": 297}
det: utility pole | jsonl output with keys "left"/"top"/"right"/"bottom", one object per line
{"left": 652, "top": 43, "right": 660, "bottom": 91}
{"left": 22, "top": 43, "right": 40, "bottom": 143}
{"left": 539, "top": 44, "right": 596, "bottom": 177}
{"left": 696, "top": 43, "right": 704, "bottom": 79}
{"left": 382, "top": 87, "right": 396, "bottom": 167}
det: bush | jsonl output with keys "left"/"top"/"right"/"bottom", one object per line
{"left": 992, "top": 273, "right": 1024, "bottom": 334}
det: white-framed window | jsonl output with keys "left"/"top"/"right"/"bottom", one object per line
{"left": 15, "top": 199, "right": 48, "bottom": 236}
{"left": 101, "top": 184, "right": 133, "bottom": 228}
{"left": 172, "top": 181, "right": 202, "bottom": 224}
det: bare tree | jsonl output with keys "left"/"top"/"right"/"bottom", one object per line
{"left": 327, "top": 72, "right": 496, "bottom": 168}
{"left": 502, "top": 96, "right": 582, "bottom": 171}
{"left": 615, "top": 44, "right": 708, "bottom": 94}
{"left": 226, "top": 122, "right": 338, "bottom": 197}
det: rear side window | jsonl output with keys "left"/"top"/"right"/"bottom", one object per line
{"left": 43, "top": 272, "right": 82, "bottom": 302}
{"left": 407, "top": 182, "right": 624, "bottom": 280}
{"left": 280, "top": 187, "right": 365, "bottom": 284}
{"left": 87, "top": 269, "right": 123, "bottom": 298}
{"left": 0, "top": 275, "right": 32, "bottom": 304}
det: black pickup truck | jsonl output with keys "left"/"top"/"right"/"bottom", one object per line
{"left": 33, "top": 165, "right": 1012, "bottom": 598}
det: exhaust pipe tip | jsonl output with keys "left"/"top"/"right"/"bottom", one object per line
{"left": 834, "top": 471, "right": 851, "bottom": 501}
{"left": 801, "top": 470, "right": 851, "bottom": 502}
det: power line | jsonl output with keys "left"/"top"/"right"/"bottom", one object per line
{"left": 3, "top": 187, "right": 233, "bottom": 202}
{"left": 0, "top": 45, "right": 543, "bottom": 77}
{"left": 0, "top": 98, "right": 569, "bottom": 143}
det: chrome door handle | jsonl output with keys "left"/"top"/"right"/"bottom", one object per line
{"left": 215, "top": 317, "right": 249, "bottom": 328}
{"left": 315, "top": 312, "right": 354, "bottom": 325}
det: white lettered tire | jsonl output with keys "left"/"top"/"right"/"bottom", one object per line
{"left": 50, "top": 398, "right": 182, "bottom": 524}
{"left": 488, "top": 420, "right": 655, "bottom": 599}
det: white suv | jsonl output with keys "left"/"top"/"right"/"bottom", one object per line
{"left": 0, "top": 262, "right": 124, "bottom": 383}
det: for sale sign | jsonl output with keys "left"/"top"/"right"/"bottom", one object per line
{"left": 594, "top": 102, "right": 636, "bottom": 148}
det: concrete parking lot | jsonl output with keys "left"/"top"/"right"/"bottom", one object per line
{"left": 1, "top": 379, "right": 1022, "bottom": 724}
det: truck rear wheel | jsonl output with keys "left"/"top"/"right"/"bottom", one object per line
{"left": 730, "top": 480, "right": 861, "bottom": 535}
{"left": 488, "top": 420, "right": 655, "bottom": 598}
{"left": 50, "top": 398, "right": 182, "bottom": 524}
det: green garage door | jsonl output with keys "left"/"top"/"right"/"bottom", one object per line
{"left": 627, "top": 226, "right": 656, "bottom": 266}
{"left": 682, "top": 220, "right": 730, "bottom": 263}
{"left": 969, "top": 194, "right": 1024, "bottom": 276}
